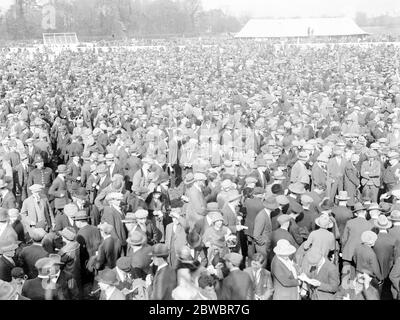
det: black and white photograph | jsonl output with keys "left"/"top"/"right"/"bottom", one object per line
{"left": 0, "top": 0, "right": 399, "bottom": 303}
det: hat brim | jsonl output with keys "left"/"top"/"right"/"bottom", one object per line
{"left": 335, "top": 196, "right": 350, "bottom": 200}
{"left": 273, "top": 246, "right": 296, "bottom": 256}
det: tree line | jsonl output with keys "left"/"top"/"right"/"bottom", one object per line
{"left": 0, "top": 0, "right": 244, "bottom": 40}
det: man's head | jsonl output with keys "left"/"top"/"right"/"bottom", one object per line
{"left": 251, "top": 253, "right": 266, "bottom": 271}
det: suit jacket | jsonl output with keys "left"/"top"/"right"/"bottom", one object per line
{"left": 54, "top": 213, "right": 75, "bottom": 232}
{"left": 0, "top": 190, "right": 16, "bottom": 209}
{"left": 21, "top": 270, "right": 79, "bottom": 300}
{"left": 327, "top": 156, "right": 347, "bottom": 185}
{"left": 383, "top": 163, "right": 400, "bottom": 191}
{"left": 373, "top": 232, "right": 396, "bottom": 279}
{"left": 186, "top": 186, "right": 207, "bottom": 228}
{"left": 18, "top": 243, "right": 49, "bottom": 279}
{"left": 0, "top": 255, "right": 15, "bottom": 282}
{"left": 221, "top": 203, "right": 238, "bottom": 233}
{"left": 332, "top": 206, "right": 353, "bottom": 239}
{"left": 253, "top": 208, "right": 273, "bottom": 255}
{"left": 131, "top": 221, "right": 161, "bottom": 246}
{"left": 14, "top": 163, "right": 29, "bottom": 201}
{"left": 353, "top": 244, "right": 383, "bottom": 281}
{"left": 341, "top": 216, "right": 372, "bottom": 261}
{"left": 220, "top": 269, "right": 254, "bottom": 300}
{"left": 128, "top": 244, "right": 153, "bottom": 275}
{"left": 27, "top": 167, "right": 54, "bottom": 196}
{"left": 244, "top": 197, "right": 265, "bottom": 237}
{"left": 271, "top": 256, "right": 299, "bottom": 300}
{"left": 290, "top": 160, "right": 310, "bottom": 185}
{"left": 311, "top": 163, "right": 326, "bottom": 189}
{"left": 389, "top": 226, "right": 400, "bottom": 245}
{"left": 96, "top": 236, "right": 122, "bottom": 270}
{"left": 77, "top": 224, "right": 102, "bottom": 258}
{"left": 303, "top": 258, "right": 340, "bottom": 300}
{"left": 48, "top": 176, "right": 70, "bottom": 209}
{"left": 303, "top": 228, "right": 335, "bottom": 257}
{"left": 361, "top": 160, "right": 381, "bottom": 187}
{"left": 101, "top": 206, "right": 127, "bottom": 246}
{"left": 20, "top": 195, "right": 54, "bottom": 231}
{"left": 165, "top": 222, "right": 187, "bottom": 268}
{"left": 244, "top": 267, "right": 274, "bottom": 300}
{"left": 149, "top": 265, "right": 177, "bottom": 300}
{"left": 389, "top": 256, "right": 400, "bottom": 299}
{"left": 0, "top": 224, "right": 18, "bottom": 243}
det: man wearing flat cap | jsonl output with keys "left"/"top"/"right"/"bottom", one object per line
{"left": 20, "top": 184, "right": 54, "bottom": 232}
{"left": 21, "top": 254, "right": 79, "bottom": 300}
{"left": 219, "top": 252, "right": 253, "bottom": 300}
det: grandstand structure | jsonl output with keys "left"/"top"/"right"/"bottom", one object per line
{"left": 236, "top": 17, "right": 368, "bottom": 39}
{"left": 42, "top": 33, "right": 79, "bottom": 47}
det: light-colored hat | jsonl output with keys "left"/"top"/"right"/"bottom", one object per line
{"left": 63, "top": 203, "right": 78, "bottom": 217}
{"left": 361, "top": 230, "right": 378, "bottom": 246}
{"left": 105, "top": 154, "right": 114, "bottom": 161}
{"left": 224, "top": 252, "right": 243, "bottom": 266}
{"left": 392, "top": 189, "right": 400, "bottom": 199}
{"left": 210, "top": 211, "right": 224, "bottom": 223}
{"left": 315, "top": 214, "right": 333, "bottom": 229}
{"left": 277, "top": 214, "right": 292, "bottom": 226}
{"left": 317, "top": 154, "right": 329, "bottom": 163}
{"left": 273, "top": 171, "right": 286, "bottom": 180}
{"left": 135, "top": 209, "right": 148, "bottom": 219}
{"left": 169, "top": 208, "right": 183, "bottom": 220}
{"left": 300, "top": 194, "right": 314, "bottom": 204}
{"left": 374, "top": 215, "right": 392, "bottom": 229}
{"left": 194, "top": 173, "right": 207, "bottom": 181}
{"left": 221, "top": 179, "right": 233, "bottom": 190}
{"left": 336, "top": 191, "right": 350, "bottom": 201}
{"left": 388, "top": 151, "right": 399, "bottom": 159}
{"left": 288, "top": 182, "right": 306, "bottom": 194}
{"left": 389, "top": 210, "right": 400, "bottom": 222}
{"left": 273, "top": 239, "right": 296, "bottom": 256}
{"left": 276, "top": 195, "right": 289, "bottom": 206}
{"left": 365, "top": 149, "right": 377, "bottom": 158}
{"left": 127, "top": 231, "right": 147, "bottom": 246}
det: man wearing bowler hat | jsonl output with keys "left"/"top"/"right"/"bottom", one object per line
{"left": 147, "top": 243, "right": 177, "bottom": 300}
{"left": 48, "top": 164, "right": 71, "bottom": 216}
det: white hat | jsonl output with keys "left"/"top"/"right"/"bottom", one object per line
{"left": 194, "top": 173, "right": 207, "bottom": 181}
{"left": 361, "top": 230, "right": 377, "bottom": 246}
{"left": 29, "top": 184, "right": 43, "bottom": 193}
{"left": 273, "top": 239, "right": 296, "bottom": 256}
{"left": 135, "top": 209, "right": 148, "bottom": 219}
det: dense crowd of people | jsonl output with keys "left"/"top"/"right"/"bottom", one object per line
{"left": 1, "top": 38, "right": 400, "bottom": 300}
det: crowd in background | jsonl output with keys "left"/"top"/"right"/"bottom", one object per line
{"left": 0, "top": 39, "right": 400, "bottom": 300}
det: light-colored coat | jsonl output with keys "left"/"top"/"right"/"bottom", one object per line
{"left": 290, "top": 160, "right": 310, "bottom": 185}
{"left": 271, "top": 256, "right": 300, "bottom": 300}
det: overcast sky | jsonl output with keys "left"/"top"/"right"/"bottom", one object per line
{"left": 0, "top": 0, "right": 399, "bottom": 18}
{"left": 202, "top": 0, "right": 400, "bottom": 18}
